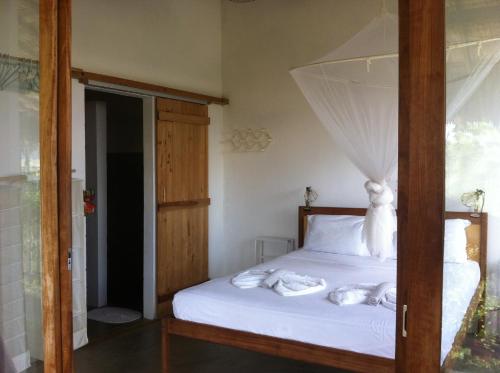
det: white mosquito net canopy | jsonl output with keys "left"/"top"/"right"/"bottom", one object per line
{"left": 291, "top": 10, "right": 500, "bottom": 260}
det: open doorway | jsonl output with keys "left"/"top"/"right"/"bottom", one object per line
{"left": 84, "top": 89, "right": 144, "bottom": 340}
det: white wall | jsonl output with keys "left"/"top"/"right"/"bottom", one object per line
{"left": 220, "top": 0, "right": 394, "bottom": 274}
{"left": 0, "top": 92, "right": 20, "bottom": 176}
{"left": 72, "top": 0, "right": 441, "bottom": 283}
{"left": 72, "top": 0, "right": 222, "bottom": 97}
{"left": 208, "top": 104, "right": 226, "bottom": 278}
{"left": 72, "top": 0, "right": 227, "bottom": 280}
{"left": 72, "top": 80, "right": 86, "bottom": 180}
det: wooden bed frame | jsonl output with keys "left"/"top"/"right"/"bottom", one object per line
{"left": 162, "top": 206, "right": 488, "bottom": 373}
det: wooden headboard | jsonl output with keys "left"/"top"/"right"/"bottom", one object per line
{"left": 298, "top": 206, "right": 488, "bottom": 280}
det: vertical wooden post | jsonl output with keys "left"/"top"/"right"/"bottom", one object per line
{"left": 40, "top": 0, "right": 73, "bottom": 371}
{"left": 397, "top": 0, "right": 446, "bottom": 372}
{"left": 58, "top": 0, "right": 73, "bottom": 372}
{"left": 40, "top": 0, "right": 63, "bottom": 372}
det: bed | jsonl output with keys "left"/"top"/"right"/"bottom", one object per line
{"left": 162, "top": 207, "right": 488, "bottom": 373}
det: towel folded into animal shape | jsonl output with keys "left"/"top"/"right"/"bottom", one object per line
{"left": 231, "top": 268, "right": 326, "bottom": 296}
{"left": 329, "top": 282, "right": 396, "bottom": 311}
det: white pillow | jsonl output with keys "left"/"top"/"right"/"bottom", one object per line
{"left": 303, "top": 215, "right": 370, "bottom": 256}
{"left": 444, "top": 219, "right": 471, "bottom": 263}
{"left": 391, "top": 219, "right": 470, "bottom": 262}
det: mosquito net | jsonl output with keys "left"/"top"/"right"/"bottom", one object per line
{"left": 291, "top": 9, "right": 500, "bottom": 260}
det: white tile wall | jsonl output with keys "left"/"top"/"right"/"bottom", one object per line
{"left": 0, "top": 182, "right": 29, "bottom": 370}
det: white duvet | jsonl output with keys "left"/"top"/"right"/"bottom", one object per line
{"left": 173, "top": 249, "right": 479, "bottom": 362}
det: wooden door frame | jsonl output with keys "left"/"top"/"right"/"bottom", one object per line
{"left": 397, "top": 0, "right": 446, "bottom": 372}
{"left": 40, "top": 0, "right": 73, "bottom": 372}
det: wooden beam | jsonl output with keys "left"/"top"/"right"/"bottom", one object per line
{"left": 58, "top": 0, "right": 74, "bottom": 372}
{"left": 157, "top": 198, "right": 211, "bottom": 211}
{"left": 166, "top": 319, "right": 395, "bottom": 373}
{"left": 158, "top": 112, "right": 210, "bottom": 125}
{"left": 0, "top": 175, "right": 27, "bottom": 184}
{"left": 397, "top": 1, "right": 446, "bottom": 372}
{"left": 71, "top": 68, "right": 229, "bottom": 105}
{"left": 40, "top": 0, "right": 63, "bottom": 371}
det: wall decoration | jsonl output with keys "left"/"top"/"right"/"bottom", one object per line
{"left": 229, "top": 128, "right": 272, "bottom": 152}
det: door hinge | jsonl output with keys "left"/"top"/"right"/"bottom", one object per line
{"left": 402, "top": 304, "right": 408, "bottom": 337}
{"left": 67, "top": 248, "right": 73, "bottom": 271}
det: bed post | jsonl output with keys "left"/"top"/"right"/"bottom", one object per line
{"left": 398, "top": 0, "right": 446, "bottom": 371}
{"left": 162, "top": 318, "right": 170, "bottom": 373}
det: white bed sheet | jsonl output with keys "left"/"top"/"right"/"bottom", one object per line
{"left": 173, "top": 250, "right": 480, "bottom": 361}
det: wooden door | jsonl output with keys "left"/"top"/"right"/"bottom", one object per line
{"left": 156, "top": 98, "right": 209, "bottom": 316}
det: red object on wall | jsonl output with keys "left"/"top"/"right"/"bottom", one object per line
{"left": 83, "top": 189, "right": 96, "bottom": 216}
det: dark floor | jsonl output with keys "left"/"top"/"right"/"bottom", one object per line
{"left": 28, "top": 320, "right": 346, "bottom": 373}
{"left": 26, "top": 316, "right": 500, "bottom": 372}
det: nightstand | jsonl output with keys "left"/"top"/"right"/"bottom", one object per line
{"left": 255, "top": 236, "right": 296, "bottom": 264}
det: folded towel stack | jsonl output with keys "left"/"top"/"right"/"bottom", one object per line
{"left": 329, "top": 282, "right": 396, "bottom": 311}
{"left": 232, "top": 268, "right": 326, "bottom": 297}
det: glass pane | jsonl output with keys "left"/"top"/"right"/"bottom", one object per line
{"left": 0, "top": 0, "right": 43, "bottom": 371}
{"left": 444, "top": 1, "right": 500, "bottom": 371}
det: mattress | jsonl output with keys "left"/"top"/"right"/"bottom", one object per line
{"left": 173, "top": 249, "right": 480, "bottom": 361}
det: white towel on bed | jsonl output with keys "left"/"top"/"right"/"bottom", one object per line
{"left": 232, "top": 268, "right": 326, "bottom": 296}
{"left": 329, "top": 283, "right": 397, "bottom": 310}
{"left": 367, "top": 282, "right": 395, "bottom": 306}
{"left": 268, "top": 270, "right": 327, "bottom": 297}
{"left": 381, "top": 288, "right": 397, "bottom": 311}
{"left": 328, "top": 284, "right": 375, "bottom": 305}
{"left": 231, "top": 269, "right": 274, "bottom": 289}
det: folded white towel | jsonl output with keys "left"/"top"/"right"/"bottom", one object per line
{"left": 231, "top": 269, "right": 274, "bottom": 289}
{"left": 232, "top": 268, "right": 326, "bottom": 296}
{"left": 328, "top": 284, "right": 376, "bottom": 305}
{"left": 262, "top": 269, "right": 288, "bottom": 289}
{"left": 273, "top": 272, "right": 327, "bottom": 297}
{"left": 385, "top": 288, "right": 397, "bottom": 304}
{"left": 381, "top": 288, "right": 397, "bottom": 311}
{"left": 367, "top": 282, "right": 395, "bottom": 306}
{"left": 329, "top": 282, "right": 397, "bottom": 310}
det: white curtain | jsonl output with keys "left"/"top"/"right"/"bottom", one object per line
{"left": 291, "top": 11, "right": 500, "bottom": 260}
